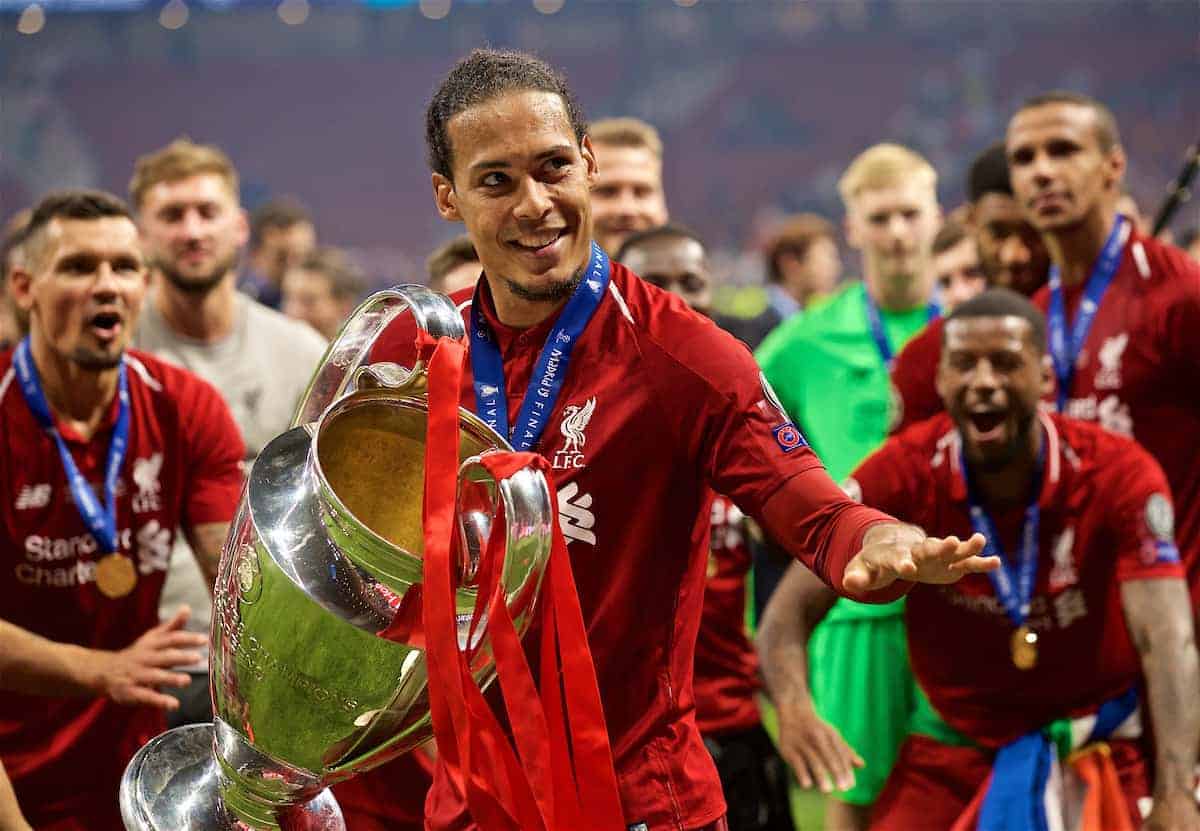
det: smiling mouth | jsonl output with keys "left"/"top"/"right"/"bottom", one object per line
{"left": 509, "top": 229, "right": 567, "bottom": 255}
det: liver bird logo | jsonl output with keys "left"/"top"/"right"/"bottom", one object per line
{"left": 559, "top": 397, "right": 596, "bottom": 453}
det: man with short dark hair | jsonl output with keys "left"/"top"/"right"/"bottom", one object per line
{"left": 1007, "top": 91, "right": 1200, "bottom": 623}
{"left": 281, "top": 246, "right": 367, "bottom": 339}
{"left": 779, "top": 289, "right": 1197, "bottom": 830}
{"left": 615, "top": 224, "right": 712, "bottom": 314}
{"left": 374, "top": 48, "right": 995, "bottom": 831}
{"left": 243, "top": 197, "right": 317, "bottom": 308}
{"left": 426, "top": 234, "right": 480, "bottom": 295}
{"left": 0, "top": 189, "right": 245, "bottom": 829}
{"left": 890, "top": 142, "right": 1052, "bottom": 434}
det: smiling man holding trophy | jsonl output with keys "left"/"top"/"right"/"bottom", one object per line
{"left": 120, "top": 49, "right": 998, "bottom": 831}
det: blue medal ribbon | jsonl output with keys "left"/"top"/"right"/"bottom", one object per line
{"left": 959, "top": 438, "right": 1045, "bottom": 629}
{"left": 863, "top": 290, "right": 939, "bottom": 369}
{"left": 470, "top": 242, "right": 609, "bottom": 451}
{"left": 14, "top": 337, "right": 130, "bottom": 556}
{"left": 1047, "top": 215, "right": 1128, "bottom": 411}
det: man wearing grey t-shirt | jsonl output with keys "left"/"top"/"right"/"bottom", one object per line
{"left": 130, "top": 138, "right": 328, "bottom": 724}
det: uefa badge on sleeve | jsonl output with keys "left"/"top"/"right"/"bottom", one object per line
{"left": 772, "top": 421, "right": 806, "bottom": 453}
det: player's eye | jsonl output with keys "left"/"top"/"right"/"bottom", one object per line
{"left": 480, "top": 172, "right": 509, "bottom": 188}
{"left": 1009, "top": 148, "right": 1033, "bottom": 166}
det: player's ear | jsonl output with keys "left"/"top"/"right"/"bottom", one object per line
{"left": 1104, "top": 144, "right": 1127, "bottom": 195}
{"left": 580, "top": 135, "right": 598, "bottom": 188}
{"left": 8, "top": 264, "right": 35, "bottom": 313}
{"left": 432, "top": 173, "right": 462, "bottom": 223}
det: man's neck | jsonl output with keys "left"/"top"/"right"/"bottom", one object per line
{"left": 155, "top": 272, "right": 239, "bottom": 343}
{"left": 968, "top": 423, "right": 1044, "bottom": 511}
{"left": 1045, "top": 205, "right": 1119, "bottom": 287}
{"left": 865, "top": 267, "right": 931, "bottom": 312}
{"left": 29, "top": 335, "right": 119, "bottom": 442}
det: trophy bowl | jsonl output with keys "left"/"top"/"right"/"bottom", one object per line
{"left": 120, "top": 287, "right": 554, "bottom": 830}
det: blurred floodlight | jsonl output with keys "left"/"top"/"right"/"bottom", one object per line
{"left": 419, "top": 0, "right": 449, "bottom": 19}
{"left": 277, "top": 0, "right": 308, "bottom": 25}
{"left": 673, "top": 0, "right": 699, "bottom": 7}
{"left": 16, "top": 3, "right": 45, "bottom": 33}
{"left": 159, "top": 0, "right": 188, "bottom": 28}
{"left": 533, "top": 0, "right": 563, "bottom": 14}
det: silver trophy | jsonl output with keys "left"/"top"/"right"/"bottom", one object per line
{"left": 120, "top": 287, "right": 553, "bottom": 830}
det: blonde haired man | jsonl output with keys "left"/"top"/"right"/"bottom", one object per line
{"left": 589, "top": 117, "right": 669, "bottom": 255}
{"left": 129, "top": 138, "right": 328, "bottom": 726}
{"left": 756, "top": 142, "right": 942, "bottom": 830}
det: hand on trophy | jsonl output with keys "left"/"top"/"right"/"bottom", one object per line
{"left": 843, "top": 525, "right": 994, "bottom": 593}
{"left": 88, "top": 606, "right": 206, "bottom": 710}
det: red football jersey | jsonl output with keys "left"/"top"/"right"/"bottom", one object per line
{"left": 372, "top": 263, "right": 896, "bottom": 830}
{"left": 1032, "top": 231, "right": 1200, "bottom": 609}
{"left": 0, "top": 349, "right": 244, "bottom": 826}
{"left": 889, "top": 317, "right": 944, "bottom": 434}
{"left": 693, "top": 495, "right": 760, "bottom": 737}
{"left": 848, "top": 412, "right": 1183, "bottom": 747}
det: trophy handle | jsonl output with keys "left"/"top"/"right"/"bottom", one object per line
{"left": 291, "top": 284, "right": 466, "bottom": 428}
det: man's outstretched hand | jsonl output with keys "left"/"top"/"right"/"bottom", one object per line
{"left": 843, "top": 524, "right": 995, "bottom": 594}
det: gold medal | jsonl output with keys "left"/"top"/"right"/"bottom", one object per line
{"left": 1011, "top": 624, "right": 1038, "bottom": 670}
{"left": 95, "top": 553, "right": 137, "bottom": 599}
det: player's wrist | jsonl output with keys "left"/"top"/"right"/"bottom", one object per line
{"left": 65, "top": 644, "right": 111, "bottom": 696}
{"left": 861, "top": 521, "right": 922, "bottom": 550}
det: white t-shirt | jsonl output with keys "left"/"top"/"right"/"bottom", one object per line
{"left": 135, "top": 289, "right": 328, "bottom": 656}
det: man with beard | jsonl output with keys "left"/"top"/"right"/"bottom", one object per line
{"left": 0, "top": 190, "right": 244, "bottom": 829}
{"left": 589, "top": 117, "right": 669, "bottom": 255}
{"left": 1006, "top": 92, "right": 1200, "bottom": 627}
{"left": 129, "top": 138, "right": 328, "bottom": 724}
{"left": 890, "top": 142, "right": 1051, "bottom": 434}
{"left": 617, "top": 224, "right": 794, "bottom": 831}
{"left": 369, "top": 49, "right": 996, "bottom": 831}
{"left": 837, "top": 290, "right": 1194, "bottom": 830}
{"left": 755, "top": 143, "right": 942, "bottom": 830}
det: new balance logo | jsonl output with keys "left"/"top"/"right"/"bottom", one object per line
{"left": 15, "top": 484, "right": 51, "bottom": 510}
{"left": 557, "top": 481, "right": 596, "bottom": 546}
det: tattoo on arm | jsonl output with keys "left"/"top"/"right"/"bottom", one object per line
{"left": 1120, "top": 578, "right": 1200, "bottom": 796}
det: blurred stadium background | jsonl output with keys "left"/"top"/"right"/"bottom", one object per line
{"left": 2, "top": 0, "right": 1196, "bottom": 317}
{"left": 1, "top": 1, "right": 1195, "bottom": 825}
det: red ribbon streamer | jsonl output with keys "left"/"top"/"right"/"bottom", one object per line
{"left": 412, "top": 332, "right": 623, "bottom": 830}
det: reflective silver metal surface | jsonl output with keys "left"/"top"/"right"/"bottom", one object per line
{"left": 119, "top": 723, "right": 344, "bottom": 830}
{"left": 120, "top": 286, "right": 553, "bottom": 829}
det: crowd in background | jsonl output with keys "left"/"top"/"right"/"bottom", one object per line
{"left": 1, "top": 11, "right": 1200, "bottom": 831}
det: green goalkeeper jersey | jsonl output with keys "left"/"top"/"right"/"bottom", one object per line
{"left": 756, "top": 280, "right": 933, "bottom": 622}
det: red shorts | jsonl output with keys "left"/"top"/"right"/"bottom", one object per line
{"left": 870, "top": 735, "right": 1150, "bottom": 831}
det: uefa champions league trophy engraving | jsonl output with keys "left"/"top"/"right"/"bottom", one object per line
{"left": 119, "top": 286, "right": 554, "bottom": 830}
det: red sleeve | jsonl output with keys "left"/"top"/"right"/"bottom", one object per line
{"left": 180, "top": 376, "right": 246, "bottom": 526}
{"left": 643, "top": 313, "right": 899, "bottom": 600}
{"left": 890, "top": 319, "right": 945, "bottom": 434}
{"left": 1104, "top": 440, "right": 1185, "bottom": 583}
